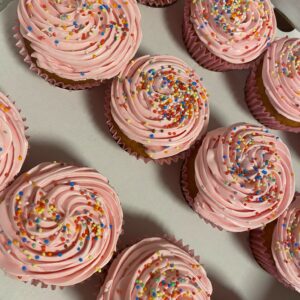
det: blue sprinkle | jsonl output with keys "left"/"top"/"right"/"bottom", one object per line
{"left": 21, "top": 237, "right": 27, "bottom": 243}
{"left": 79, "top": 258, "right": 83, "bottom": 262}
{"left": 18, "top": 191, "right": 24, "bottom": 196}
{"left": 54, "top": 39, "right": 59, "bottom": 45}
{"left": 70, "top": 181, "right": 75, "bottom": 187}
{"left": 27, "top": 26, "right": 33, "bottom": 32}
{"left": 7, "top": 240, "right": 12, "bottom": 246}
{"left": 58, "top": 252, "right": 63, "bottom": 257}
{"left": 44, "top": 239, "right": 49, "bottom": 245}
{"left": 22, "top": 266, "right": 27, "bottom": 271}
{"left": 35, "top": 255, "right": 40, "bottom": 260}
{"left": 149, "top": 134, "right": 154, "bottom": 139}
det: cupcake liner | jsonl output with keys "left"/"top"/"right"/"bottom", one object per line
{"left": 245, "top": 59, "right": 300, "bottom": 133}
{"left": 249, "top": 227, "right": 290, "bottom": 288}
{"left": 180, "top": 149, "right": 224, "bottom": 231}
{"left": 29, "top": 280, "right": 63, "bottom": 290}
{"left": 182, "top": 0, "right": 254, "bottom": 72}
{"left": 138, "top": 0, "right": 176, "bottom": 7}
{"left": 13, "top": 25, "right": 103, "bottom": 91}
{"left": 164, "top": 235, "right": 203, "bottom": 264}
{"left": 104, "top": 84, "right": 191, "bottom": 165}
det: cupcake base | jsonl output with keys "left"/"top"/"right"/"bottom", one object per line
{"left": 245, "top": 59, "right": 300, "bottom": 133}
{"left": 138, "top": 0, "right": 176, "bottom": 7}
{"left": 182, "top": 0, "right": 253, "bottom": 72}
{"left": 180, "top": 144, "right": 223, "bottom": 231}
{"left": 14, "top": 26, "right": 103, "bottom": 90}
{"left": 104, "top": 84, "right": 190, "bottom": 165}
{"left": 249, "top": 223, "right": 291, "bottom": 289}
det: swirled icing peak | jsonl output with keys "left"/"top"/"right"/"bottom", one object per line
{"left": 193, "top": 123, "right": 295, "bottom": 232}
{"left": 111, "top": 55, "right": 209, "bottom": 160}
{"left": 17, "top": 0, "right": 142, "bottom": 81}
{"left": 98, "top": 237, "right": 213, "bottom": 300}
{"left": 0, "top": 162, "right": 123, "bottom": 286}
{"left": 262, "top": 37, "right": 300, "bottom": 122}
{"left": 190, "top": 0, "right": 276, "bottom": 64}
{"left": 272, "top": 193, "right": 300, "bottom": 292}
{"left": 0, "top": 92, "right": 28, "bottom": 192}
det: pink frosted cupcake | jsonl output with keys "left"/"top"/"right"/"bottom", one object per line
{"left": 15, "top": 0, "right": 142, "bottom": 90}
{"left": 138, "top": 0, "right": 176, "bottom": 7}
{"left": 183, "top": 0, "right": 276, "bottom": 71}
{"left": 0, "top": 162, "right": 123, "bottom": 288}
{"left": 105, "top": 55, "right": 209, "bottom": 164}
{"left": 0, "top": 92, "right": 28, "bottom": 192}
{"left": 98, "top": 237, "right": 213, "bottom": 299}
{"left": 181, "top": 123, "right": 295, "bottom": 232}
{"left": 250, "top": 193, "right": 300, "bottom": 292}
{"left": 246, "top": 37, "right": 300, "bottom": 133}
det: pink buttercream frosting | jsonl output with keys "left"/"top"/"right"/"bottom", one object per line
{"left": 110, "top": 55, "right": 209, "bottom": 160}
{"left": 17, "top": 0, "right": 142, "bottom": 81}
{"left": 193, "top": 123, "right": 295, "bottom": 232}
{"left": 272, "top": 193, "right": 300, "bottom": 292}
{"left": 189, "top": 0, "right": 276, "bottom": 64}
{"left": 0, "top": 162, "right": 123, "bottom": 286}
{"left": 0, "top": 92, "right": 28, "bottom": 192}
{"left": 98, "top": 237, "right": 213, "bottom": 299}
{"left": 262, "top": 37, "right": 300, "bottom": 122}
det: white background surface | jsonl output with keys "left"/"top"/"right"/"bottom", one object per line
{"left": 0, "top": 1, "right": 300, "bottom": 300}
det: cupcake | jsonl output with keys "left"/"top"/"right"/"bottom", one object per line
{"left": 98, "top": 237, "right": 213, "bottom": 299}
{"left": 181, "top": 123, "right": 295, "bottom": 232}
{"left": 246, "top": 37, "right": 300, "bottom": 133}
{"left": 250, "top": 193, "right": 300, "bottom": 292}
{"left": 15, "top": 0, "right": 142, "bottom": 90}
{"left": 138, "top": 0, "right": 176, "bottom": 7}
{"left": 0, "top": 92, "right": 28, "bottom": 192}
{"left": 105, "top": 55, "right": 209, "bottom": 164}
{"left": 183, "top": 0, "right": 276, "bottom": 71}
{"left": 0, "top": 162, "right": 123, "bottom": 287}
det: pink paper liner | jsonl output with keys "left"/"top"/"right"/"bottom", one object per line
{"left": 180, "top": 149, "right": 224, "bottom": 231}
{"left": 245, "top": 58, "right": 300, "bottom": 133}
{"left": 29, "top": 280, "right": 63, "bottom": 290}
{"left": 13, "top": 25, "right": 103, "bottom": 91}
{"left": 182, "top": 0, "right": 254, "bottom": 72}
{"left": 138, "top": 0, "right": 176, "bottom": 7}
{"left": 104, "top": 84, "right": 192, "bottom": 165}
{"left": 249, "top": 227, "right": 291, "bottom": 289}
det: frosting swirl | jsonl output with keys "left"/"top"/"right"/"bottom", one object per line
{"left": 0, "top": 92, "right": 28, "bottom": 192}
{"left": 17, "top": 0, "right": 142, "bottom": 81}
{"left": 190, "top": 0, "right": 276, "bottom": 64}
{"left": 193, "top": 123, "right": 295, "bottom": 232}
{"left": 262, "top": 37, "right": 300, "bottom": 122}
{"left": 98, "top": 237, "right": 213, "bottom": 299}
{"left": 272, "top": 193, "right": 300, "bottom": 292}
{"left": 111, "top": 55, "right": 209, "bottom": 160}
{"left": 0, "top": 162, "right": 123, "bottom": 286}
